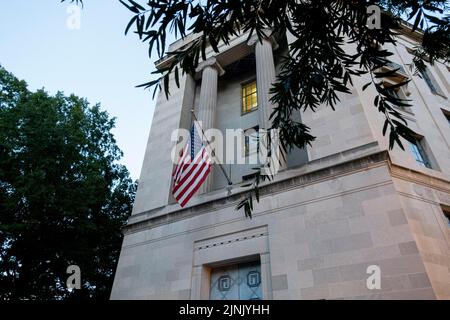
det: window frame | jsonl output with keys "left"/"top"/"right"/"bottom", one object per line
{"left": 420, "top": 66, "right": 447, "bottom": 98}
{"left": 382, "top": 80, "right": 413, "bottom": 114}
{"left": 442, "top": 207, "right": 450, "bottom": 228}
{"left": 243, "top": 126, "right": 259, "bottom": 157}
{"left": 408, "top": 137, "right": 432, "bottom": 169}
{"left": 443, "top": 109, "right": 450, "bottom": 126}
{"left": 241, "top": 80, "right": 258, "bottom": 115}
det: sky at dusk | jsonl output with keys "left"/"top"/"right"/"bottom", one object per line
{"left": 0, "top": 0, "right": 173, "bottom": 179}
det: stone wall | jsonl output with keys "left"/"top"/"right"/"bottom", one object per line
{"left": 112, "top": 152, "right": 450, "bottom": 299}
{"left": 122, "top": 27, "right": 450, "bottom": 300}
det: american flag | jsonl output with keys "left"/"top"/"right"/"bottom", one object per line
{"left": 172, "top": 122, "right": 212, "bottom": 207}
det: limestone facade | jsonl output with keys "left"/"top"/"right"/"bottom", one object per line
{"left": 111, "top": 27, "right": 450, "bottom": 300}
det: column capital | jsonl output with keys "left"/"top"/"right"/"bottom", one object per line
{"left": 195, "top": 57, "right": 225, "bottom": 76}
{"left": 247, "top": 31, "right": 279, "bottom": 51}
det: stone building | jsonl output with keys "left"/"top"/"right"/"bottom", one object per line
{"left": 111, "top": 25, "right": 450, "bottom": 300}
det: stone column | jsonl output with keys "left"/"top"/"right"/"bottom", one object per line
{"left": 249, "top": 35, "right": 287, "bottom": 171}
{"left": 196, "top": 58, "right": 224, "bottom": 194}
{"left": 253, "top": 37, "right": 278, "bottom": 130}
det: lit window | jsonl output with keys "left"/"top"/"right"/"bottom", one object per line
{"left": 242, "top": 81, "right": 258, "bottom": 114}
{"left": 409, "top": 138, "right": 432, "bottom": 169}
{"left": 244, "top": 126, "right": 259, "bottom": 157}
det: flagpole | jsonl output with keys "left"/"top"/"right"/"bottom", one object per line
{"left": 191, "top": 109, "right": 233, "bottom": 187}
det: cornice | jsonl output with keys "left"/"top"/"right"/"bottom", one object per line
{"left": 389, "top": 163, "right": 450, "bottom": 195}
{"left": 124, "top": 149, "right": 391, "bottom": 235}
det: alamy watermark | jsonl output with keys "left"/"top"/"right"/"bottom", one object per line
{"left": 367, "top": 5, "right": 381, "bottom": 30}
{"left": 66, "top": 5, "right": 81, "bottom": 30}
{"left": 366, "top": 264, "right": 381, "bottom": 290}
{"left": 171, "top": 122, "right": 283, "bottom": 176}
{"left": 66, "top": 264, "right": 81, "bottom": 290}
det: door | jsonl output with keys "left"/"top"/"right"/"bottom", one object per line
{"left": 209, "top": 261, "right": 262, "bottom": 300}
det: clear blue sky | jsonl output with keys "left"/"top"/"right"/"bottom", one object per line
{"left": 0, "top": 0, "right": 169, "bottom": 179}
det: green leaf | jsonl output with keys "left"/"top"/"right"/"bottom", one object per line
{"left": 382, "top": 119, "right": 389, "bottom": 136}
{"left": 125, "top": 15, "right": 138, "bottom": 35}
{"left": 128, "top": 0, "right": 145, "bottom": 11}
{"left": 362, "top": 82, "right": 371, "bottom": 91}
{"left": 412, "top": 9, "right": 423, "bottom": 32}
{"left": 119, "top": 0, "right": 140, "bottom": 14}
{"left": 174, "top": 66, "right": 180, "bottom": 88}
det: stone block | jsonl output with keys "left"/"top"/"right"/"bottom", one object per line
{"left": 272, "top": 274, "right": 288, "bottom": 291}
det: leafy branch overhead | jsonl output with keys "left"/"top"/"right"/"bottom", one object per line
{"left": 114, "top": 0, "right": 449, "bottom": 217}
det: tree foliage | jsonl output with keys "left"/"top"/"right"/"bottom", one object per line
{"left": 0, "top": 66, "right": 136, "bottom": 300}
{"left": 67, "top": 0, "right": 449, "bottom": 217}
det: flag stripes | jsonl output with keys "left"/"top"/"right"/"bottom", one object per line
{"left": 172, "top": 122, "right": 212, "bottom": 207}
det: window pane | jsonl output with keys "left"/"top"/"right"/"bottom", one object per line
{"left": 421, "top": 69, "right": 437, "bottom": 93}
{"left": 444, "top": 112, "right": 450, "bottom": 126}
{"left": 244, "top": 126, "right": 259, "bottom": 156}
{"left": 409, "top": 142, "right": 424, "bottom": 165}
{"left": 421, "top": 67, "right": 446, "bottom": 96}
{"left": 409, "top": 140, "right": 431, "bottom": 168}
{"left": 242, "top": 81, "right": 258, "bottom": 114}
{"left": 444, "top": 210, "right": 450, "bottom": 227}
{"left": 251, "top": 93, "right": 257, "bottom": 109}
{"left": 249, "top": 132, "right": 258, "bottom": 154}
{"left": 244, "top": 136, "right": 249, "bottom": 156}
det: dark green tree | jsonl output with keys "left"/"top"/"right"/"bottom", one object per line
{"left": 65, "top": 0, "right": 449, "bottom": 217}
{"left": 0, "top": 66, "right": 137, "bottom": 300}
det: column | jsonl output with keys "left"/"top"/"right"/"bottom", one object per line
{"left": 249, "top": 35, "right": 287, "bottom": 171}
{"left": 196, "top": 58, "right": 224, "bottom": 193}
{"left": 254, "top": 37, "right": 278, "bottom": 129}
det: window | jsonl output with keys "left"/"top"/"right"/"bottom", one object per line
{"left": 409, "top": 138, "right": 432, "bottom": 169}
{"left": 444, "top": 111, "right": 450, "bottom": 126}
{"left": 383, "top": 81, "right": 412, "bottom": 113}
{"left": 241, "top": 81, "right": 258, "bottom": 114}
{"left": 441, "top": 206, "right": 450, "bottom": 228}
{"left": 383, "top": 81, "right": 408, "bottom": 99}
{"left": 244, "top": 126, "right": 259, "bottom": 157}
{"left": 385, "top": 61, "right": 408, "bottom": 78}
{"left": 420, "top": 67, "right": 446, "bottom": 97}
{"left": 210, "top": 261, "right": 262, "bottom": 300}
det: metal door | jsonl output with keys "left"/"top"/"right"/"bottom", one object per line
{"left": 209, "top": 261, "right": 262, "bottom": 300}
